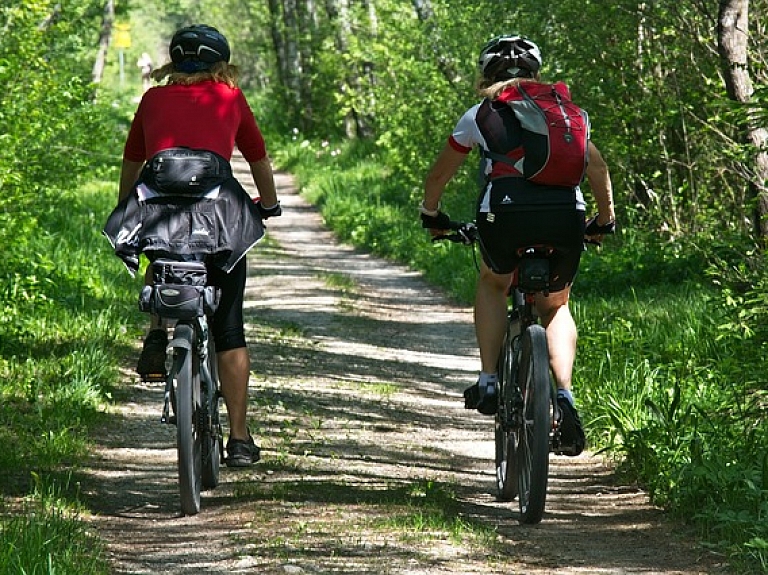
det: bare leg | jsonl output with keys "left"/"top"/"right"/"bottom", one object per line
{"left": 217, "top": 347, "right": 251, "bottom": 441}
{"left": 474, "top": 261, "right": 513, "bottom": 373}
{"left": 537, "top": 287, "right": 585, "bottom": 455}
{"left": 534, "top": 288, "right": 577, "bottom": 391}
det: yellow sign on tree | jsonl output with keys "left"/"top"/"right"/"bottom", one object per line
{"left": 114, "top": 23, "right": 131, "bottom": 49}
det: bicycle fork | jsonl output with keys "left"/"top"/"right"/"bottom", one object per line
{"left": 499, "top": 332, "right": 562, "bottom": 451}
{"left": 499, "top": 334, "right": 525, "bottom": 433}
{"left": 160, "top": 322, "right": 195, "bottom": 425}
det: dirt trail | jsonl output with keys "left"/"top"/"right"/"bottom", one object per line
{"left": 82, "top": 158, "right": 727, "bottom": 574}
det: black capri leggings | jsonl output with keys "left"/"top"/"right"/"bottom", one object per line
{"left": 476, "top": 208, "right": 586, "bottom": 293}
{"left": 207, "top": 258, "right": 247, "bottom": 352}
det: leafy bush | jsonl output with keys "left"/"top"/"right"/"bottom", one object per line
{"left": 0, "top": 4, "right": 142, "bottom": 572}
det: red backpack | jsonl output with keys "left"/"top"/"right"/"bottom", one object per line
{"left": 484, "top": 81, "right": 589, "bottom": 188}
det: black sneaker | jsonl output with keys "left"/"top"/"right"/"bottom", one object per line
{"left": 463, "top": 382, "right": 497, "bottom": 415}
{"left": 226, "top": 435, "right": 261, "bottom": 467}
{"left": 555, "top": 396, "right": 586, "bottom": 456}
{"left": 137, "top": 329, "right": 167, "bottom": 379}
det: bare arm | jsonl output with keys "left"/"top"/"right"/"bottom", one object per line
{"left": 423, "top": 144, "right": 468, "bottom": 212}
{"left": 118, "top": 159, "right": 145, "bottom": 202}
{"left": 248, "top": 155, "right": 278, "bottom": 207}
{"left": 585, "top": 141, "right": 615, "bottom": 225}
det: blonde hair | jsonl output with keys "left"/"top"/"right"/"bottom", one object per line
{"left": 150, "top": 61, "right": 240, "bottom": 88}
{"left": 475, "top": 73, "right": 541, "bottom": 100}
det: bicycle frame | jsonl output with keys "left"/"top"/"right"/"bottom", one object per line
{"left": 436, "top": 223, "right": 561, "bottom": 524}
{"left": 160, "top": 315, "right": 217, "bottom": 430}
{"left": 140, "top": 258, "right": 223, "bottom": 516}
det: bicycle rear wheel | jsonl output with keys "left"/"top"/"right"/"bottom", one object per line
{"left": 201, "top": 336, "right": 221, "bottom": 490}
{"left": 495, "top": 325, "right": 519, "bottom": 502}
{"left": 172, "top": 323, "right": 203, "bottom": 516}
{"left": 516, "top": 324, "right": 552, "bottom": 524}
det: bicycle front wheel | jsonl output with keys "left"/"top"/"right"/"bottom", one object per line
{"left": 495, "top": 326, "right": 518, "bottom": 502}
{"left": 201, "top": 336, "right": 221, "bottom": 490}
{"left": 516, "top": 324, "right": 552, "bottom": 525}
{"left": 172, "top": 323, "right": 203, "bottom": 516}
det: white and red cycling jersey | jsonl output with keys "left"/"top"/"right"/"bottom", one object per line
{"left": 446, "top": 98, "right": 586, "bottom": 213}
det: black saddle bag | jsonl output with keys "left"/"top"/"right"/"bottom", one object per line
{"left": 139, "top": 259, "right": 220, "bottom": 319}
{"left": 517, "top": 258, "right": 550, "bottom": 293}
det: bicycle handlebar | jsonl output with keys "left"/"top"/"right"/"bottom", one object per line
{"left": 431, "top": 221, "right": 478, "bottom": 245}
{"left": 431, "top": 220, "right": 604, "bottom": 247}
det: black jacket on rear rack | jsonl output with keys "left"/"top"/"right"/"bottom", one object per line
{"left": 103, "top": 175, "right": 265, "bottom": 276}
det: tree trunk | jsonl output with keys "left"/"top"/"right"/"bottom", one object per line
{"left": 91, "top": 0, "right": 114, "bottom": 84}
{"left": 717, "top": 0, "right": 768, "bottom": 239}
{"left": 297, "top": 0, "right": 317, "bottom": 129}
{"left": 411, "top": 0, "right": 461, "bottom": 96}
{"left": 283, "top": 0, "right": 302, "bottom": 104}
{"left": 268, "top": 0, "right": 306, "bottom": 129}
{"left": 325, "top": 0, "right": 372, "bottom": 139}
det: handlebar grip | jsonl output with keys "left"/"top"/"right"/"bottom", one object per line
{"left": 431, "top": 221, "right": 477, "bottom": 245}
{"left": 585, "top": 216, "right": 616, "bottom": 236}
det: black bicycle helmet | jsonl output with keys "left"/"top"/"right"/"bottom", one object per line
{"left": 478, "top": 35, "right": 542, "bottom": 81}
{"left": 170, "top": 25, "right": 230, "bottom": 72}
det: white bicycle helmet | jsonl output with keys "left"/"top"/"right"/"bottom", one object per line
{"left": 478, "top": 35, "right": 542, "bottom": 81}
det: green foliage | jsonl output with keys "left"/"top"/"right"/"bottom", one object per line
{"left": 0, "top": 4, "right": 146, "bottom": 571}
{"left": 0, "top": 2, "right": 120, "bottom": 201}
{"left": 573, "top": 237, "right": 768, "bottom": 569}
{"left": 0, "top": 181, "right": 141, "bottom": 481}
{"left": 273, "top": 137, "right": 479, "bottom": 301}
{"left": 3, "top": 0, "right": 768, "bottom": 570}
{"left": 0, "top": 474, "right": 110, "bottom": 575}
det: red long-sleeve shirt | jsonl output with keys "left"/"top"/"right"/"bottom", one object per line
{"left": 123, "top": 80, "right": 267, "bottom": 163}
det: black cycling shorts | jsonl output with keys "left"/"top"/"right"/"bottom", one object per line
{"left": 476, "top": 207, "right": 586, "bottom": 292}
{"left": 207, "top": 258, "right": 247, "bottom": 352}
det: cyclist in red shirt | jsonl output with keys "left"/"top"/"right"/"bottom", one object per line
{"left": 118, "top": 25, "right": 279, "bottom": 467}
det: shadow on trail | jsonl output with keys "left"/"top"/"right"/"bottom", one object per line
{"left": 81, "top": 164, "right": 722, "bottom": 574}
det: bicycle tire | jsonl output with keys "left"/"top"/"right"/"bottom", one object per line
{"left": 495, "top": 324, "right": 519, "bottom": 502}
{"left": 173, "top": 323, "right": 202, "bottom": 516}
{"left": 201, "top": 336, "right": 221, "bottom": 490}
{"left": 516, "top": 324, "right": 552, "bottom": 525}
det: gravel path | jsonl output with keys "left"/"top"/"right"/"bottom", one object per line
{"left": 82, "top": 158, "right": 727, "bottom": 574}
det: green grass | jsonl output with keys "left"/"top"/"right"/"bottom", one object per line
{"left": 0, "top": 474, "right": 110, "bottom": 575}
{"left": 319, "top": 271, "right": 358, "bottom": 294}
{"left": 0, "top": 178, "right": 142, "bottom": 573}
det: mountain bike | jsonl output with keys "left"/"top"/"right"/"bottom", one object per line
{"left": 139, "top": 258, "right": 223, "bottom": 516}
{"left": 436, "top": 221, "right": 573, "bottom": 525}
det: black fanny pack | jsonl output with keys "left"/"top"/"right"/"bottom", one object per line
{"left": 142, "top": 148, "right": 232, "bottom": 195}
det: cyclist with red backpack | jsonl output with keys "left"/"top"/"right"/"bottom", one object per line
{"left": 420, "top": 35, "right": 615, "bottom": 456}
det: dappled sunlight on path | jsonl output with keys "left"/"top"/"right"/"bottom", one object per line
{"left": 81, "top": 155, "right": 725, "bottom": 574}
